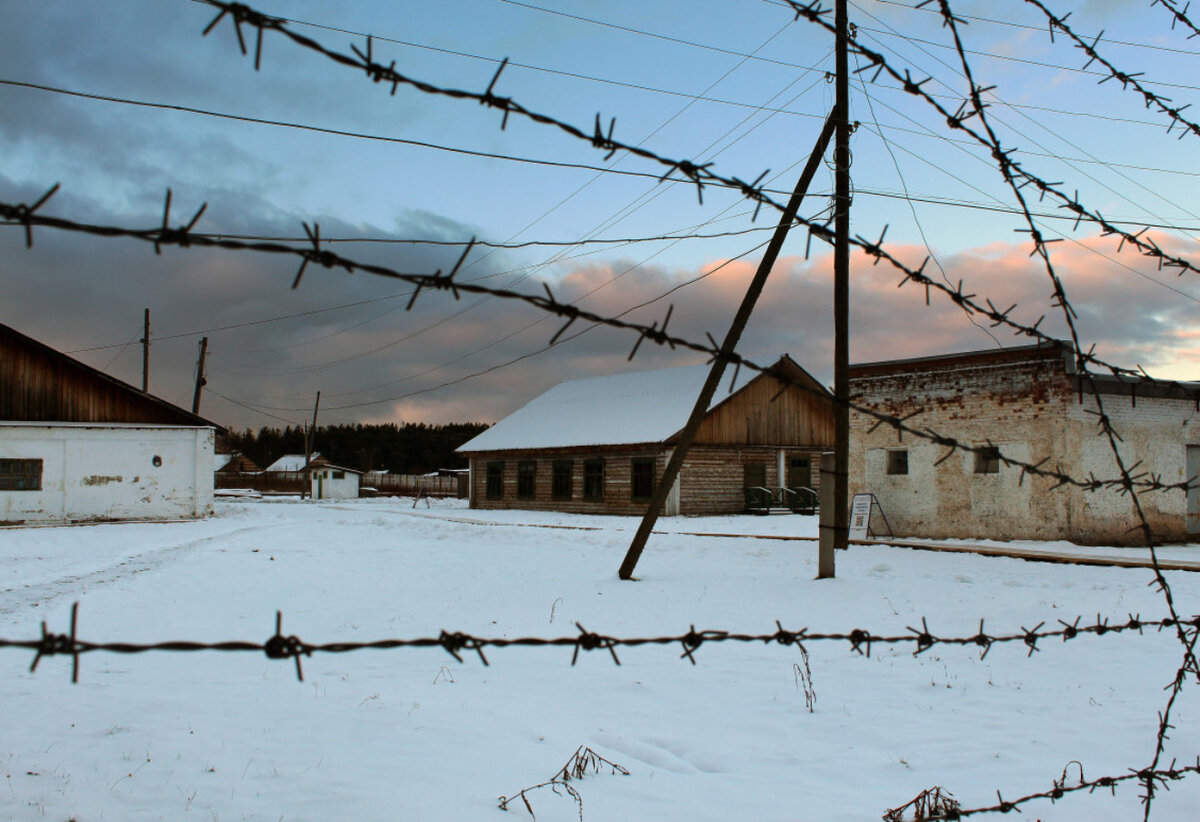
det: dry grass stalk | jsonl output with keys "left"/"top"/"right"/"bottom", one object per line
{"left": 498, "top": 746, "right": 628, "bottom": 820}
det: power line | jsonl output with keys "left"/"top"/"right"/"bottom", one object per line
{"left": 287, "top": 10, "right": 1200, "bottom": 138}
{"left": 9, "top": 75, "right": 1200, "bottom": 219}
{"left": 849, "top": 8, "right": 1200, "bottom": 238}
{"left": 869, "top": 0, "right": 1200, "bottom": 57}
{"left": 0, "top": 77, "right": 674, "bottom": 181}
{"left": 207, "top": 387, "right": 302, "bottom": 426}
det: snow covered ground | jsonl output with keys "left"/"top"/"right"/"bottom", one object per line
{"left": 2, "top": 497, "right": 1198, "bottom": 821}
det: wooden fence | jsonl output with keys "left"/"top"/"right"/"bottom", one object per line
{"left": 215, "top": 471, "right": 468, "bottom": 498}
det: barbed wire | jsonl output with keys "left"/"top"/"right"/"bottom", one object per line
{"left": 1151, "top": 0, "right": 1200, "bottom": 40}
{"left": 6, "top": 602, "right": 1196, "bottom": 683}
{"left": 773, "top": 1, "right": 1200, "bottom": 282}
{"left": 924, "top": 11, "right": 1199, "bottom": 819}
{"left": 927, "top": 760, "right": 1200, "bottom": 819}
{"left": 187, "top": 0, "right": 1200, "bottom": 403}
{"left": 927, "top": 0, "right": 1167, "bottom": 597}
{"left": 1016, "top": 0, "right": 1200, "bottom": 135}
{"left": 883, "top": 9, "right": 1199, "bottom": 816}
{"left": 5, "top": 187, "right": 1199, "bottom": 501}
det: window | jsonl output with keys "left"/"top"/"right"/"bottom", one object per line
{"left": 552, "top": 460, "right": 573, "bottom": 500}
{"left": 517, "top": 460, "right": 537, "bottom": 499}
{"left": 974, "top": 446, "right": 1001, "bottom": 475}
{"left": 583, "top": 459, "right": 605, "bottom": 500}
{"left": 744, "top": 463, "right": 767, "bottom": 489}
{"left": 631, "top": 458, "right": 655, "bottom": 500}
{"left": 486, "top": 461, "right": 504, "bottom": 499}
{"left": 886, "top": 450, "right": 908, "bottom": 476}
{"left": 0, "top": 459, "right": 42, "bottom": 491}
{"left": 332, "top": 470, "right": 346, "bottom": 479}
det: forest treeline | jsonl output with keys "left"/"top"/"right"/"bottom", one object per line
{"left": 220, "top": 422, "right": 490, "bottom": 474}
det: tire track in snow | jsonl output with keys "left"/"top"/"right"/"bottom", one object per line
{"left": 0, "top": 523, "right": 277, "bottom": 616}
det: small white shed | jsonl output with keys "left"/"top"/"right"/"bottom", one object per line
{"left": 308, "top": 463, "right": 362, "bottom": 500}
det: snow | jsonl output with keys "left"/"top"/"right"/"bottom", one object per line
{"left": 263, "top": 453, "right": 318, "bottom": 473}
{"left": 457, "top": 361, "right": 763, "bottom": 452}
{"left": 2, "top": 498, "right": 1199, "bottom": 821}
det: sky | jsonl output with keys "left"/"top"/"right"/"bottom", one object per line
{"left": 2, "top": 0, "right": 1199, "bottom": 430}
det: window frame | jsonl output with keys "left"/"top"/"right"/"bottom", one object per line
{"left": 631, "top": 457, "right": 656, "bottom": 501}
{"left": 517, "top": 460, "right": 537, "bottom": 499}
{"left": 974, "top": 446, "right": 1002, "bottom": 475}
{"left": 0, "top": 458, "right": 42, "bottom": 492}
{"left": 552, "top": 459, "right": 573, "bottom": 501}
{"left": 485, "top": 461, "right": 504, "bottom": 499}
{"left": 886, "top": 449, "right": 908, "bottom": 476}
{"left": 583, "top": 458, "right": 605, "bottom": 501}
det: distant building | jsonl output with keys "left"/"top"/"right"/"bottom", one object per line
{"left": 264, "top": 453, "right": 318, "bottom": 474}
{"left": 0, "top": 322, "right": 218, "bottom": 524}
{"left": 849, "top": 341, "right": 1200, "bottom": 545}
{"left": 216, "top": 453, "right": 261, "bottom": 476}
{"left": 306, "top": 458, "right": 362, "bottom": 500}
{"left": 457, "top": 355, "right": 835, "bottom": 516}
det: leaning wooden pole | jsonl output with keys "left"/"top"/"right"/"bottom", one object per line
{"left": 827, "top": 0, "right": 852, "bottom": 577}
{"left": 617, "top": 112, "right": 837, "bottom": 580}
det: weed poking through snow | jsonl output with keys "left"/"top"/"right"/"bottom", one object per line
{"left": 793, "top": 646, "right": 816, "bottom": 712}
{"left": 498, "top": 746, "right": 628, "bottom": 820}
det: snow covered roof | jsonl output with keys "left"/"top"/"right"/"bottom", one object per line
{"left": 265, "top": 453, "right": 319, "bottom": 473}
{"left": 458, "top": 356, "right": 818, "bottom": 453}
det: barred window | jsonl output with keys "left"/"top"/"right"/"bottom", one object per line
{"left": 0, "top": 459, "right": 42, "bottom": 491}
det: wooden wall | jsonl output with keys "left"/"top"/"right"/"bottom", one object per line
{"left": 678, "top": 445, "right": 825, "bottom": 515}
{"left": 468, "top": 445, "right": 828, "bottom": 516}
{"left": 469, "top": 447, "right": 666, "bottom": 516}
{"left": 0, "top": 324, "right": 210, "bottom": 426}
{"left": 692, "top": 368, "right": 835, "bottom": 447}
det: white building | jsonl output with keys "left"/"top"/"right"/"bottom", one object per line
{"left": 308, "top": 462, "right": 362, "bottom": 500}
{"left": 849, "top": 342, "right": 1200, "bottom": 545}
{"left": 1, "top": 423, "right": 213, "bottom": 522}
{"left": 0, "top": 322, "right": 218, "bottom": 524}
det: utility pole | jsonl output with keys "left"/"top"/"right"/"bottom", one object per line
{"left": 618, "top": 111, "right": 837, "bottom": 581}
{"left": 141, "top": 308, "right": 150, "bottom": 393}
{"left": 191, "top": 337, "right": 209, "bottom": 415}
{"left": 823, "top": 0, "right": 853, "bottom": 578}
{"left": 303, "top": 391, "right": 321, "bottom": 500}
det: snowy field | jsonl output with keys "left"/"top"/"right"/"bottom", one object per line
{"left": 2, "top": 498, "right": 1199, "bottom": 821}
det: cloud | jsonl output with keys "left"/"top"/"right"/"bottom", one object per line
{"left": 3, "top": 0, "right": 1197, "bottom": 431}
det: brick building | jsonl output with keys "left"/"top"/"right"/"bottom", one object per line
{"left": 457, "top": 355, "right": 835, "bottom": 516}
{"left": 849, "top": 341, "right": 1200, "bottom": 545}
